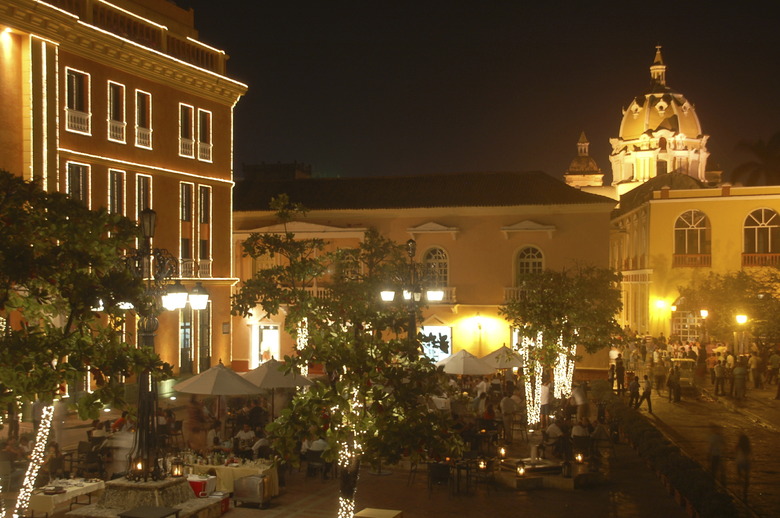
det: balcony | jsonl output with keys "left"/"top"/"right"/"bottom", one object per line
{"left": 66, "top": 108, "right": 90, "bottom": 133}
{"left": 136, "top": 127, "right": 152, "bottom": 148}
{"left": 742, "top": 253, "right": 780, "bottom": 267}
{"left": 108, "top": 119, "right": 126, "bottom": 142}
{"left": 179, "top": 138, "right": 194, "bottom": 158}
{"left": 504, "top": 287, "right": 524, "bottom": 303}
{"left": 180, "top": 259, "right": 196, "bottom": 277}
{"left": 198, "top": 142, "right": 212, "bottom": 162}
{"left": 197, "top": 260, "right": 212, "bottom": 278}
{"left": 673, "top": 254, "right": 712, "bottom": 268}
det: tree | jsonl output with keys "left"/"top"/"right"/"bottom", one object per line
{"left": 500, "top": 266, "right": 622, "bottom": 425}
{"left": 677, "top": 270, "right": 780, "bottom": 353}
{"left": 730, "top": 131, "right": 780, "bottom": 186}
{"left": 0, "top": 171, "right": 169, "bottom": 516}
{"left": 232, "top": 196, "right": 461, "bottom": 518}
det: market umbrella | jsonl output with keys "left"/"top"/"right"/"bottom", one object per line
{"left": 173, "top": 362, "right": 262, "bottom": 396}
{"left": 481, "top": 345, "right": 524, "bottom": 369}
{"left": 243, "top": 358, "right": 313, "bottom": 417}
{"left": 435, "top": 349, "right": 495, "bottom": 376}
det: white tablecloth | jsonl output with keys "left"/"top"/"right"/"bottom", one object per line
{"left": 29, "top": 479, "right": 105, "bottom": 514}
{"left": 191, "top": 462, "right": 278, "bottom": 497}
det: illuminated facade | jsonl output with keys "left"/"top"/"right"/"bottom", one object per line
{"left": 612, "top": 177, "right": 780, "bottom": 340}
{"left": 0, "top": 0, "right": 246, "bottom": 376}
{"left": 232, "top": 171, "right": 615, "bottom": 377}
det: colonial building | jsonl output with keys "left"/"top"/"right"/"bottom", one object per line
{"left": 0, "top": 0, "right": 246, "bottom": 377}
{"left": 232, "top": 170, "right": 616, "bottom": 377}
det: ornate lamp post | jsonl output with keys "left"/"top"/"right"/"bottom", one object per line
{"left": 123, "top": 208, "right": 209, "bottom": 481}
{"left": 735, "top": 314, "right": 748, "bottom": 356}
{"left": 380, "top": 239, "right": 443, "bottom": 346}
{"left": 699, "top": 309, "right": 708, "bottom": 344}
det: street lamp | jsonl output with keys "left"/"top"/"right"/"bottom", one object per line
{"left": 735, "top": 314, "right": 748, "bottom": 356}
{"left": 380, "top": 239, "right": 444, "bottom": 345}
{"left": 123, "top": 208, "right": 209, "bottom": 481}
{"left": 699, "top": 309, "right": 708, "bottom": 344}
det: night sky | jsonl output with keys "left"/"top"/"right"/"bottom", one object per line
{"left": 179, "top": 1, "right": 780, "bottom": 182}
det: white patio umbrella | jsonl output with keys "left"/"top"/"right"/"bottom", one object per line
{"left": 243, "top": 358, "right": 313, "bottom": 418}
{"left": 481, "top": 345, "right": 524, "bottom": 369}
{"left": 173, "top": 362, "right": 262, "bottom": 396}
{"left": 435, "top": 349, "right": 495, "bottom": 376}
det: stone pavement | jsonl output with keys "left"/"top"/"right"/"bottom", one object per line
{"left": 222, "top": 430, "right": 689, "bottom": 518}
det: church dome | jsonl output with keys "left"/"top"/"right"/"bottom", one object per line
{"left": 617, "top": 47, "right": 703, "bottom": 142}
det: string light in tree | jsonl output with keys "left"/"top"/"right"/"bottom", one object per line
{"left": 12, "top": 405, "right": 54, "bottom": 518}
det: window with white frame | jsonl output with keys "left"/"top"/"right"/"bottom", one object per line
{"left": 65, "top": 68, "right": 91, "bottom": 134}
{"left": 744, "top": 208, "right": 780, "bottom": 254}
{"left": 198, "top": 185, "right": 211, "bottom": 224}
{"left": 108, "top": 169, "right": 125, "bottom": 215}
{"left": 180, "top": 306, "right": 193, "bottom": 375}
{"left": 674, "top": 210, "right": 711, "bottom": 255}
{"left": 423, "top": 247, "right": 448, "bottom": 287}
{"left": 179, "top": 104, "right": 194, "bottom": 157}
{"left": 66, "top": 162, "right": 89, "bottom": 204}
{"left": 135, "top": 90, "right": 152, "bottom": 148}
{"left": 180, "top": 183, "right": 193, "bottom": 222}
{"left": 197, "top": 109, "right": 212, "bottom": 162}
{"left": 107, "top": 81, "right": 126, "bottom": 142}
{"left": 136, "top": 174, "right": 151, "bottom": 220}
{"left": 516, "top": 246, "right": 544, "bottom": 277}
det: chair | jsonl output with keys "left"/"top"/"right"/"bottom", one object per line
{"left": 511, "top": 414, "right": 529, "bottom": 442}
{"left": 426, "top": 462, "right": 452, "bottom": 495}
{"left": 168, "top": 420, "right": 184, "bottom": 448}
{"left": 304, "top": 449, "right": 329, "bottom": 480}
{"left": 473, "top": 458, "right": 497, "bottom": 492}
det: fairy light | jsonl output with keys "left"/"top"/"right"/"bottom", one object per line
{"left": 13, "top": 405, "right": 54, "bottom": 517}
{"left": 520, "top": 334, "right": 542, "bottom": 426}
{"left": 554, "top": 337, "right": 577, "bottom": 399}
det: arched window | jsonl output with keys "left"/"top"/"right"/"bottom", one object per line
{"left": 674, "top": 210, "right": 711, "bottom": 255}
{"left": 744, "top": 208, "right": 780, "bottom": 254}
{"left": 423, "top": 247, "right": 448, "bottom": 287}
{"left": 516, "top": 246, "right": 543, "bottom": 278}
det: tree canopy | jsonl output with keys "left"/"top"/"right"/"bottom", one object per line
{"left": 232, "top": 196, "right": 460, "bottom": 516}
{"left": 677, "top": 270, "right": 780, "bottom": 351}
{"left": 500, "top": 266, "right": 623, "bottom": 368}
{"left": 0, "top": 170, "right": 170, "bottom": 422}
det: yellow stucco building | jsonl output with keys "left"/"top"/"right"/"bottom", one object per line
{"left": 232, "top": 171, "right": 615, "bottom": 377}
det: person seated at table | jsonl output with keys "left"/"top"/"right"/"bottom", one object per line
{"left": 39, "top": 442, "right": 66, "bottom": 483}
{"left": 2, "top": 437, "right": 28, "bottom": 462}
{"left": 234, "top": 424, "right": 256, "bottom": 459}
{"left": 89, "top": 419, "right": 107, "bottom": 438}
{"left": 206, "top": 420, "right": 231, "bottom": 454}
{"left": 111, "top": 411, "right": 130, "bottom": 432}
{"left": 542, "top": 418, "right": 565, "bottom": 458}
{"left": 571, "top": 418, "right": 591, "bottom": 438}
{"left": 251, "top": 431, "right": 272, "bottom": 459}
{"left": 0, "top": 440, "right": 26, "bottom": 490}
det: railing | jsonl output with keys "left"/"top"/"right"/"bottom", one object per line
{"left": 108, "top": 119, "right": 126, "bottom": 142}
{"left": 136, "top": 127, "right": 152, "bottom": 148}
{"left": 430, "top": 286, "right": 456, "bottom": 304}
{"left": 303, "top": 286, "right": 332, "bottom": 298}
{"left": 672, "top": 254, "right": 712, "bottom": 268}
{"left": 197, "top": 259, "right": 212, "bottom": 278}
{"left": 179, "top": 138, "right": 194, "bottom": 157}
{"left": 180, "top": 259, "right": 196, "bottom": 277}
{"left": 66, "top": 108, "right": 90, "bottom": 133}
{"left": 198, "top": 142, "right": 212, "bottom": 162}
{"left": 504, "top": 287, "right": 524, "bottom": 303}
{"left": 742, "top": 253, "right": 780, "bottom": 267}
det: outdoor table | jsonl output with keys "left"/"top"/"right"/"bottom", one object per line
{"left": 354, "top": 509, "right": 403, "bottom": 518}
{"left": 190, "top": 461, "right": 278, "bottom": 497}
{"left": 450, "top": 459, "right": 474, "bottom": 494}
{"left": 29, "top": 479, "right": 105, "bottom": 515}
{"left": 117, "top": 506, "right": 180, "bottom": 518}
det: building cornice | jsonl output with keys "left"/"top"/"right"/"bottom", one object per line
{"left": 2, "top": 0, "right": 247, "bottom": 105}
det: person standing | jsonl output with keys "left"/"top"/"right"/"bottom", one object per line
{"left": 540, "top": 379, "right": 551, "bottom": 429}
{"left": 628, "top": 376, "right": 641, "bottom": 408}
{"left": 635, "top": 375, "right": 653, "bottom": 413}
{"left": 714, "top": 361, "right": 726, "bottom": 396}
{"left": 736, "top": 434, "right": 751, "bottom": 501}
{"left": 572, "top": 383, "right": 588, "bottom": 421}
{"left": 767, "top": 349, "right": 780, "bottom": 385}
{"left": 499, "top": 392, "right": 516, "bottom": 444}
{"left": 615, "top": 355, "right": 626, "bottom": 396}
{"left": 733, "top": 359, "right": 748, "bottom": 401}
{"left": 748, "top": 354, "right": 763, "bottom": 389}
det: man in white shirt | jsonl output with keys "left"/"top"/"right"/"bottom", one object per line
{"left": 499, "top": 394, "right": 516, "bottom": 444}
{"left": 234, "top": 424, "right": 256, "bottom": 459}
